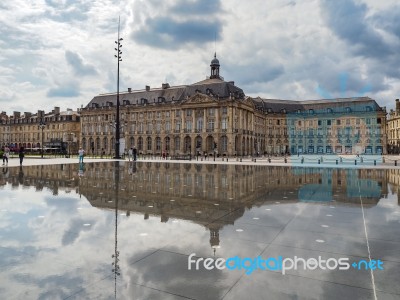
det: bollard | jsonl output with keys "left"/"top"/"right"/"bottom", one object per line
{"left": 395, "top": 160, "right": 397, "bottom": 166}
{"left": 355, "top": 160, "right": 357, "bottom": 165}
{"left": 284, "top": 158, "right": 287, "bottom": 163}
{"left": 227, "top": 158, "right": 228, "bottom": 162}
{"left": 268, "top": 158, "right": 271, "bottom": 163}
{"left": 336, "top": 160, "right": 338, "bottom": 165}
{"left": 254, "top": 159, "right": 256, "bottom": 163}
{"left": 301, "top": 158, "right": 304, "bottom": 164}
{"left": 374, "top": 160, "right": 376, "bottom": 166}
{"left": 318, "top": 159, "right": 320, "bottom": 164}
{"left": 240, "top": 158, "right": 242, "bottom": 162}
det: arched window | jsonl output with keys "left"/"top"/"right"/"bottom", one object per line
{"left": 327, "top": 108, "right": 333, "bottom": 114}
{"left": 147, "top": 137, "right": 152, "bottom": 151}
{"left": 138, "top": 137, "right": 143, "bottom": 151}
{"left": 156, "top": 137, "right": 161, "bottom": 151}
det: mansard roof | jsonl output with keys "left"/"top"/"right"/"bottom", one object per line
{"left": 86, "top": 77, "right": 245, "bottom": 108}
{"left": 252, "top": 96, "right": 384, "bottom": 114}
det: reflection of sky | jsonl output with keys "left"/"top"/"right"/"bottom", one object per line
{"left": 0, "top": 163, "right": 399, "bottom": 299}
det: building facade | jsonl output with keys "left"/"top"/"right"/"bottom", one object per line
{"left": 387, "top": 99, "right": 400, "bottom": 154}
{"left": 81, "top": 55, "right": 387, "bottom": 156}
{"left": 0, "top": 107, "right": 80, "bottom": 154}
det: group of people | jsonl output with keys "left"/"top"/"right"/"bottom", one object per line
{"left": 127, "top": 147, "right": 137, "bottom": 161}
{"left": 2, "top": 146, "right": 25, "bottom": 166}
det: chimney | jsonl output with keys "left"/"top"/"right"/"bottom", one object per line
{"left": 13, "top": 111, "right": 21, "bottom": 118}
{"left": 396, "top": 99, "right": 400, "bottom": 113}
{"left": 162, "top": 83, "right": 170, "bottom": 89}
{"left": 145, "top": 85, "right": 150, "bottom": 91}
{"left": 54, "top": 107, "right": 60, "bottom": 115}
{"left": 128, "top": 88, "right": 132, "bottom": 93}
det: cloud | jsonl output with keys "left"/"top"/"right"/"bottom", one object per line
{"left": 65, "top": 50, "right": 97, "bottom": 76}
{"left": 132, "top": 18, "right": 223, "bottom": 49}
{"left": 47, "top": 81, "right": 80, "bottom": 98}
{"left": 130, "top": 0, "right": 224, "bottom": 49}
{"left": 320, "top": 0, "right": 393, "bottom": 59}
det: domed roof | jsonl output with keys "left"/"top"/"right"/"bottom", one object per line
{"left": 210, "top": 53, "right": 219, "bottom": 66}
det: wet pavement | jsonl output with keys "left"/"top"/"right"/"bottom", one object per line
{"left": 0, "top": 162, "right": 399, "bottom": 300}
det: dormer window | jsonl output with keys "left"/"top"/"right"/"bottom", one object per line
{"left": 327, "top": 108, "right": 333, "bottom": 113}
{"left": 345, "top": 107, "right": 351, "bottom": 113}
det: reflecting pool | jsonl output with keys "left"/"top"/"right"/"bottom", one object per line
{"left": 0, "top": 162, "right": 399, "bottom": 299}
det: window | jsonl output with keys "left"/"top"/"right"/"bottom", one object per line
{"left": 175, "top": 121, "right": 181, "bottom": 131}
{"left": 166, "top": 111, "right": 170, "bottom": 118}
{"left": 166, "top": 121, "right": 171, "bottom": 131}
{"left": 208, "top": 119, "right": 214, "bottom": 130}
{"left": 186, "top": 109, "right": 192, "bottom": 117}
{"left": 222, "top": 107, "right": 227, "bottom": 114}
{"left": 318, "top": 120, "right": 322, "bottom": 126}
{"left": 208, "top": 108, "right": 215, "bottom": 116}
{"left": 356, "top": 118, "right": 360, "bottom": 125}
{"left": 196, "top": 118, "right": 203, "bottom": 131}
{"left": 175, "top": 110, "right": 181, "bottom": 117}
{"left": 346, "top": 119, "right": 350, "bottom": 125}
{"left": 186, "top": 120, "right": 192, "bottom": 130}
{"left": 147, "top": 137, "right": 152, "bottom": 151}
{"left": 337, "top": 120, "right": 341, "bottom": 125}
{"left": 221, "top": 118, "right": 227, "bottom": 130}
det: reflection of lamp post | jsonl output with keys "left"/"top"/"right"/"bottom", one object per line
{"left": 114, "top": 17, "right": 123, "bottom": 159}
{"left": 110, "top": 120, "right": 127, "bottom": 158}
{"left": 38, "top": 119, "right": 46, "bottom": 158}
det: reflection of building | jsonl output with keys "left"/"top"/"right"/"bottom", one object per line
{"left": 0, "top": 107, "right": 80, "bottom": 153}
{"left": 78, "top": 163, "right": 387, "bottom": 249}
{"left": 81, "top": 55, "right": 387, "bottom": 156}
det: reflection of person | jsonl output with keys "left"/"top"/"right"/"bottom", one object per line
{"left": 19, "top": 147, "right": 25, "bottom": 166}
{"left": 78, "top": 163, "right": 85, "bottom": 177}
{"left": 18, "top": 165, "right": 24, "bottom": 184}
{"left": 78, "top": 147, "right": 85, "bottom": 163}
{"left": 2, "top": 146, "right": 10, "bottom": 165}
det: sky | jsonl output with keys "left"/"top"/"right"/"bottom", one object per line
{"left": 1, "top": 0, "right": 400, "bottom": 115}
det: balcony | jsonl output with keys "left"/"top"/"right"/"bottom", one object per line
{"left": 195, "top": 129, "right": 202, "bottom": 133}
{"left": 206, "top": 128, "right": 214, "bottom": 133}
{"left": 184, "top": 129, "right": 191, "bottom": 133}
{"left": 174, "top": 130, "right": 180, "bottom": 133}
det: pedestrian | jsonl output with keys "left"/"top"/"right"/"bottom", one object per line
{"left": 78, "top": 147, "right": 85, "bottom": 163}
{"left": 2, "top": 146, "right": 10, "bottom": 165}
{"left": 19, "top": 147, "right": 25, "bottom": 166}
{"left": 128, "top": 148, "right": 133, "bottom": 161}
{"left": 133, "top": 146, "right": 137, "bottom": 161}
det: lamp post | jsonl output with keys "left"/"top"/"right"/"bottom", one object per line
{"left": 38, "top": 119, "right": 46, "bottom": 158}
{"left": 114, "top": 16, "right": 123, "bottom": 159}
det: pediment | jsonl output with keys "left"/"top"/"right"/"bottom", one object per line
{"left": 185, "top": 93, "right": 214, "bottom": 104}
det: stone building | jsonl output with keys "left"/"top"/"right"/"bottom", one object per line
{"left": 81, "top": 54, "right": 387, "bottom": 156}
{"left": 387, "top": 99, "right": 400, "bottom": 154}
{"left": 0, "top": 107, "right": 80, "bottom": 154}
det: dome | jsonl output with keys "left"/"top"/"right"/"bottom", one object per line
{"left": 210, "top": 53, "right": 220, "bottom": 66}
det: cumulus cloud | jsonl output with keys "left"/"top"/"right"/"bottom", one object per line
{"left": 47, "top": 81, "right": 80, "bottom": 98}
{"left": 65, "top": 50, "right": 98, "bottom": 76}
{"left": 130, "top": 0, "right": 223, "bottom": 49}
{"left": 0, "top": 0, "right": 399, "bottom": 114}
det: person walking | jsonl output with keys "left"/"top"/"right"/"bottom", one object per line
{"left": 78, "top": 147, "right": 85, "bottom": 163}
{"left": 133, "top": 146, "right": 137, "bottom": 161}
{"left": 19, "top": 147, "right": 25, "bottom": 166}
{"left": 128, "top": 148, "right": 133, "bottom": 161}
{"left": 2, "top": 146, "right": 10, "bottom": 165}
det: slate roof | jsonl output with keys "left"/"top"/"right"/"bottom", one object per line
{"left": 86, "top": 78, "right": 245, "bottom": 108}
{"left": 253, "top": 96, "right": 384, "bottom": 114}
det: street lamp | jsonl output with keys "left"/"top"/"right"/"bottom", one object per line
{"left": 38, "top": 119, "right": 46, "bottom": 158}
{"left": 114, "top": 16, "right": 123, "bottom": 159}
